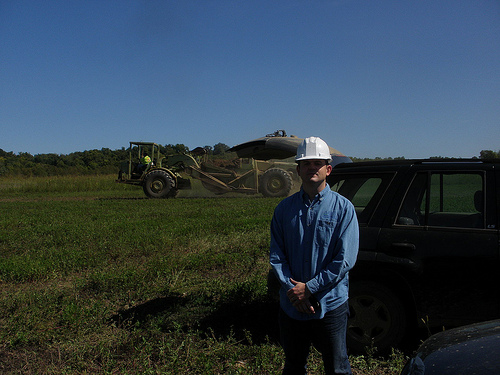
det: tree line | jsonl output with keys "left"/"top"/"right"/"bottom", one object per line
{"left": 0, "top": 145, "right": 498, "bottom": 178}
{"left": 0, "top": 143, "right": 231, "bottom": 177}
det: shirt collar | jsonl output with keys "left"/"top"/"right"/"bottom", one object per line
{"left": 300, "top": 184, "right": 331, "bottom": 204}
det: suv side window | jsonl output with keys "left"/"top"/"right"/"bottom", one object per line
{"left": 330, "top": 175, "right": 390, "bottom": 225}
{"left": 397, "top": 172, "right": 484, "bottom": 228}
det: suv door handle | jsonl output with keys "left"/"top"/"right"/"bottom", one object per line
{"left": 390, "top": 242, "right": 416, "bottom": 254}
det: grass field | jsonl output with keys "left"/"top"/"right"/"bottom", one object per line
{"left": 0, "top": 175, "right": 407, "bottom": 374}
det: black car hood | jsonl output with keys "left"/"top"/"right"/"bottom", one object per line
{"left": 229, "top": 136, "right": 350, "bottom": 164}
{"left": 402, "top": 319, "right": 500, "bottom": 375}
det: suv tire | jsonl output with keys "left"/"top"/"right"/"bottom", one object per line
{"left": 348, "top": 281, "right": 407, "bottom": 354}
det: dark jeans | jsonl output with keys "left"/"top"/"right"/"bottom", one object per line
{"left": 279, "top": 301, "right": 351, "bottom": 375}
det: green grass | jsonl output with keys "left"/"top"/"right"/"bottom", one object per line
{"left": 0, "top": 175, "right": 407, "bottom": 374}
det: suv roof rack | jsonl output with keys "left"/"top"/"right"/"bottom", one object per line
{"left": 335, "top": 158, "right": 500, "bottom": 168}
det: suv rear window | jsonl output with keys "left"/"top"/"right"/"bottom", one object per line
{"left": 397, "top": 172, "right": 485, "bottom": 228}
{"left": 330, "top": 174, "right": 391, "bottom": 225}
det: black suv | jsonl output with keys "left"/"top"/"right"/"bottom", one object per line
{"left": 326, "top": 159, "right": 500, "bottom": 353}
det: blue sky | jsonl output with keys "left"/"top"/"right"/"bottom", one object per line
{"left": 1, "top": 0, "right": 499, "bottom": 158}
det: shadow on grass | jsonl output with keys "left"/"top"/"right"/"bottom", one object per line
{"left": 196, "top": 297, "right": 281, "bottom": 345}
{"left": 109, "top": 294, "right": 186, "bottom": 328}
{"left": 109, "top": 293, "right": 281, "bottom": 345}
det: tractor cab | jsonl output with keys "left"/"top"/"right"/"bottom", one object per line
{"left": 118, "top": 142, "right": 161, "bottom": 181}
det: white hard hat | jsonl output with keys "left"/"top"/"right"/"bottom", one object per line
{"left": 295, "top": 137, "right": 332, "bottom": 162}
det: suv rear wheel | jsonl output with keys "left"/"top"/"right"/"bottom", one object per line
{"left": 348, "top": 281, "right": 407, "bottom": 354}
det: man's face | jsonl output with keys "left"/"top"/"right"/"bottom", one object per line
{"left": 296, "top": 159, "right": 332, "bottom": 184}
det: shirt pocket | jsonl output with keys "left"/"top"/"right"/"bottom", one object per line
{"left": 316, "top": 218, "right": 338, "bottom": 250}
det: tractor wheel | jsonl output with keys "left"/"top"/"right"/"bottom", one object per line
{"left": 143, "top": 170, "right": 176, "bottom": 198}
{"left": 259, "top": 168, "right": 293, "bottom": 197}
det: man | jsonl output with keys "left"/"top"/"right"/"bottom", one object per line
{"left": 270, "top": 136, "right": 359, "bottom": 375}
{"left": 138, "top": 152, "right": 152, "bottom": 172}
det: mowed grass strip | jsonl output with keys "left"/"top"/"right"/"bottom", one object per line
{"left": 0, "top": 176, "right": 406, "bottom": 374}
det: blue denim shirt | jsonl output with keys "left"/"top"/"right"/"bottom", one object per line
{"left": 270, "top": 186, "right": 359, "bottom": 320}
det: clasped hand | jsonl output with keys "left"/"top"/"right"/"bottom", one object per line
{"left": 287, "top": 278, "right": 315, "bottom": 314}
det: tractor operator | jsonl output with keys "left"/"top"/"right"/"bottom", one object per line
{"left": 138, "top": 152, "right": 152, "bottom": 172}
